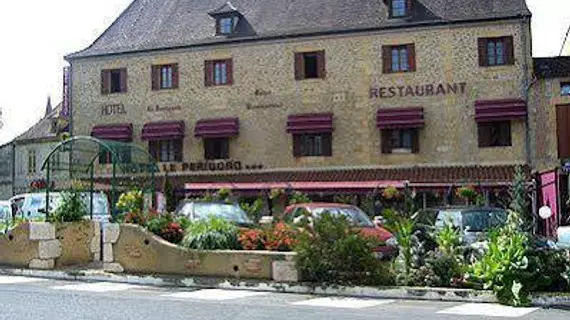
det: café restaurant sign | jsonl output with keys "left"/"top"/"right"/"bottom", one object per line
{"left": 161, "top": 160, "right": 264, "bottom": 173}
{"left": 370, "top": 82, "right": 467, "bottom": 99}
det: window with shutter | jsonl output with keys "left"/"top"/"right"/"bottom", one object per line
{"left": 101, "top": 68, "right": 127, "bottom": 94}
{"left": 478, "top": 36, "right": 514, "bottom": 67}
{"left": 292, "top": 133, "right": 332, "bottom": 157}
{"left": 381, "top": 130, "right": 393, "bottom": 154}
{"left": 294, "top": 51, "right": 326, "bottom": 80}
{"left": 205, "top": 59, "right": 232, "bottom": 86}
{"left": 478, "top": 122, "right": 512, "bottom": 148}
{"left": 204, "top": 138, "right": 230, "bottom": 160}
{"left": 557, "top": 104, "right": 570, "bottom": 158}
{"left": 149, "top": 139, "right": 183, "bottom": 162}
{"left": 382, "top": 129, "right": 418, "bottom": 153}
{"left": 152, "top": 64, "right": 178, "bottom": 90}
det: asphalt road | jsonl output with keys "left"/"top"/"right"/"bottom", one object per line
{"left": 0, "top": 275, "right": 567, "bottom": 320}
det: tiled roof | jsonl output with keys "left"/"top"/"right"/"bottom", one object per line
{"left": 172, "top": 165, "right": 527, "bottom": 186}
{"left": 67, "top": 0, "right": 530, "bottom": 59}
{"left": 534, "top": 57, "right": 570, "bottom": 79}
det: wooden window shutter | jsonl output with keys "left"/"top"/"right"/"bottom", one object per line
{"left": 293, "top": 135, "right": 303, "bottom": 157}
{"left": 221, "top": 138, "right": 230, "bottom": 159}
{"left": 226, "top": 59, "right": 233, "bottom": 85}
{"left": 411, "top": 129, "right": 420, "bottom": 153}
{"left": 151, "top": 66, "right": 160, "bottom": 91}
{"left": 204, "top": 61, "right": 214, "bottom": 87}
{"left": 504, "top": 36, "right": 514, "bottom": 65}
{"left": 101, "top": 70, "right": 110, "bottom": 95}
{"left": 172, "top": 64, "right": 179, "bottom": 89}
{"left": 317, "top": 50, "right": 326, "bottom": 79}
{"left": 382, "top": 46, "right": 392, "bottom": 74}
{"left": 406, "top": 0, "right": 413, "bottom": 15}
{"left": 557, "top": 105, "right": 570, "bottom": 158}
{"left": 381, "top": 130, "right": 393, "bottom": 154}
{"left": 478, "top": 124, "right": 491, "bottom": 148}
{"left": 119, "top": 68, "right": 127, "bottom": 92}
{"left": 294, "top": 53, "right": 304, "bottom": 80}
{"left": 478, "top": 38, "right": 488, "bottom": 67}
{"left": 407, "top": 44, "right": 416, "bottom": 72}
{"left": 149, "top": 141, "right": 157, "bottom": 162}
{"left": 322, "top": 133, "right": 332, "bottom": 157}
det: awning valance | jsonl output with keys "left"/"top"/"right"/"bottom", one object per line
{"left": 194, "top": 117, "right": 239, "bottom": 138}
{"left": 142, "top": 121, "right": 185, "bottom": 140}
{"left": 91, "top": 124, "right": 133, "bottom": 142}
{"left": 377, "top": 107, "right": 425, "bottom": 129}
{"left": 475, "top": 99, "right": 527, "bottom": 123}
{"left": 286, "top": 113, "right": 333, "bottom": 134}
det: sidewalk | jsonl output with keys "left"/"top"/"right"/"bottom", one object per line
{"left": 1, "top": 265, "right": 569, "bottom": 307}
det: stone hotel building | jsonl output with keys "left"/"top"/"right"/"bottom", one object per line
{"left": 66, "top": 0, "right": 537, "bottom": 204}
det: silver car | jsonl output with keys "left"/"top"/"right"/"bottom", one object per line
{"left": 175, "top": 201, "right": 254, "bottom": 227}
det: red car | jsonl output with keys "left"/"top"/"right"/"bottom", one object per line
{"left": 283, "top": 203, "right": 398, "bottom": 259}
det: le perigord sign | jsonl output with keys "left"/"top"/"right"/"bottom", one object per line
{"left": 370, "top": 82, "right": 467, "bottom": 99}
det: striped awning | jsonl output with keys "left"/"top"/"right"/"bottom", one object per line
{"left": 91, "top": 124, "right": 133, "bottom": 142}
{"left": 377, "top": 107, "right": 425, "bottom": 129}
{"left": 142, "top": 121, "right": 185, "bottom": 140}
{"left": 475, "top": 99, "right": 527, "bottom": 123}
{"left": 194, "top": 117, "right": 239, "bottom": 138}
{"left": 286, "top": 113, "right": 333, "bottom": 134}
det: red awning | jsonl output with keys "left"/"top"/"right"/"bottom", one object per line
{"left": 377, "top": 107, "right": 425, "bottom": 129}
{"left": 91, "top": 124, "right": 133, "bottom": 142}
{"left": 475, "top": 99, "right": 527, "bottom": 123}
{"left": 142, "top": 121, "right": 185, "bottom": 140}
{"left": 286, "top": 113, "right": 333, "bottom": 134}
{"left": 185, "top": 180, "right": 406, "bottom": 192}
{"left": 194, "top": 118, "right": 239, "bottom": 138}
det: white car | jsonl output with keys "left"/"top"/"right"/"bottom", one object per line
{"left": 558, "top": 226, "right": 570, "bottom": 250}
{"left": 0, "top": 201, "right": 11, "bottom": 221}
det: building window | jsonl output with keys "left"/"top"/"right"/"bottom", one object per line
{"left": 381, "top": 129, "right": 419, "bottom": 154}
{"left": 294, "top": 51, "right": 326, "bottom": 80}
{"left": 478, "top": 121, "right": 512, "bottom": 148}
{"left": 28, "top": 150, "right": 36, "bottom": 174}
{"left": 390, "top": 0, "right": 410, "bottom": 18}
{"left": 204, "top": 138, "right": 230, "bottom": 160}
{"left": 561, "top": 82, "right": 570, "bottom": 96}
{"left": 152, "top": 64, "right": 178, "bottom": 90}
{"left": 205, "top": 59, "right": 233, "bottom": 86}
{"left": 101, "top": 68, "right": 127, "bottom": 94}
{"left": 99, "top": 147, "right": 132, "bottom": 164}
{"left": 217, "top": 17, "right": 236, "bottom": 35}
{"left": 478, "top": 36, "right": 514, "bottom": 67}
{"left": 149, "top": 140, "right": 182, "bottom": 162}
{"left": 382, "top": 44, "right": 416, "bottom": 73}
{"left": 293, "top": 133, "right": 332, "bottom": 157}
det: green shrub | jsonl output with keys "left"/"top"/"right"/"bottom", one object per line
{"left": 240, "top": 198, "right": 264, "bottom": 223}
{"left": 181, "top": 216, "right": 240, "bottom": 250}
{"left": 117, "top": 190, "right": 144, "bottom": 215}
{"left": 288, "top": 191, "right": 311, "bottom": 205}
{"left": 49, "top": 191, "right": 87, "bottom": 223}
{"left": 382, "top": 208, "right": 416, "bottom": 285}
{"left": 146, "top": 213, "right": 185, "bottom": 244}
{"left": 294, "top": 213, "right": 387, "bottom": 285}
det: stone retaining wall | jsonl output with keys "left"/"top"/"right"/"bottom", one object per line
{"left": 0, "top": 221, "right": 101, "bottom": 270}
{"left": 105, "top": 224, "right": 298, "bottom": 282}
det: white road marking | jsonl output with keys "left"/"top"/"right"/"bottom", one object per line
{"left": 164, "top": 289, "right": 268, "bottom": 300}
{"left": 437, "top": 303, "right": 539, "bottom": 318}
{"left": 292, "top": 297, "right": 395, "bottom": 309}
{"left": 0, "top": 275, "right": 46, "bottom": 284}
{"left": 51, "top": 282, "right": 136, "bottom": 293}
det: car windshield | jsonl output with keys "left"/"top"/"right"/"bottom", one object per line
{"left": 312, "top": 206, "right": 375, "bottom": 227}
{"left": 462, "top": 210, "right": 507, "bottom": 232}
{"left": 0, "top": 204, "right": 10, "bottom": 220}
{"left": 436, "top": 209, "right": 507, "bottom": 232}
{"left": 192, "top": 203, "right": 252, "bottom": 224}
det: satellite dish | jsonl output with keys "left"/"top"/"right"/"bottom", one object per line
{"left": 539, "top": 206, "right": 553, "bottom": 220}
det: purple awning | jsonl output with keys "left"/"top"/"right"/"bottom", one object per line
{"left": 475, "top": 99, "right": 527, "bottom": 123}
{"left": 142, "top": 121, "right": 185, "bottom": 140}
{"left": 377, "top": 107, "right": 424, "bottom": 129}
{"left": 91, "top": 124, "right": 132, "bottom": 142}
{"left": 286, "top": 113, "right": 333, "bottom": 134}
{"left": 194, "top": 117, "right": 239, "bottom": 138}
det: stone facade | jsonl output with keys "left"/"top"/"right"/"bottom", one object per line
{"left": 0, "top": 143, "right": 13, "bottom": 200}
{"left": 70, "top": 20, "right": 532, "bottom": 178}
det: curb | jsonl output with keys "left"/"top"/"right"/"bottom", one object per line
{"left": 1, "top": 267, "right": 568, "bottom": 307}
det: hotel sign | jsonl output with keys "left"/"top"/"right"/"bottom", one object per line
{"left": 370, "top": 82, "right": 467, "bottom": 99}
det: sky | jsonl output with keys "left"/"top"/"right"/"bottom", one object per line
{"left": 0, "top": 0, "right": 569, "bottom": 145}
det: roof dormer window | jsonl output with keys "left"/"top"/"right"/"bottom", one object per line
{"left": 390, "top": 0, "right": 411, "bottom": 18}
{"left": 209, "top": 1, "right": 240, "bottom": 36}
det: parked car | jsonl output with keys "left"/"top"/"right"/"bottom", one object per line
{"left": 283, "top": 203, "right": 398, "bottom": 259}
{"left": 174, "top": 200, "right": 254, "bottom": 227}
{"left": 0, "top": 201, "right": 11, "bottom": 221}
{"left": 9, "top": 192, "right": 111, "bottom": 222}
{"left": 434, "top": 207, "right": 508, "bottom": 244}
{"left": 557, "top": 226, "right": 570, "bottom": 250}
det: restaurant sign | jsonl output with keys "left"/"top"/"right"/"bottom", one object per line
{"left": 370, "top": 82, "right": 467, "bottom": 99}
{"left": 161, "top": 160, "right": 264, "bottom": 173}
